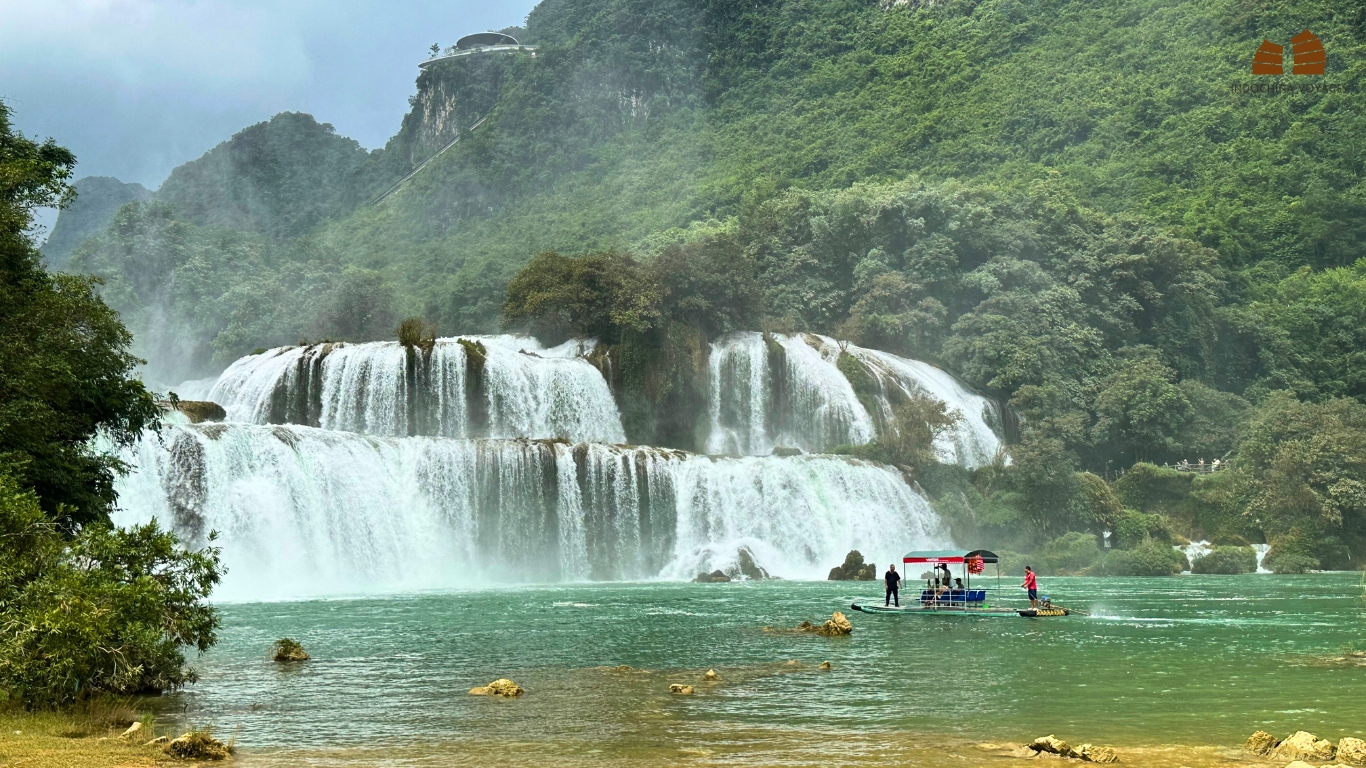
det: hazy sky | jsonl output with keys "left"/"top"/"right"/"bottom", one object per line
{"left": 2, "top": 0, "right": 540, "bottom": 189}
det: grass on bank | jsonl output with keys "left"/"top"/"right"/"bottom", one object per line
{"left": 0, "top": 704, "right": 184, "bottom": 767}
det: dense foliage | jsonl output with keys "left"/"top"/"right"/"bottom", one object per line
{"left": 38, "top": 176, "right": 150, "bottom": 270}
{"left": 0, "top": 102, "right": 222, "bottom": 706}
{"left": 0, "top": 104, "right": 161, "bottom": 529}
{"left": 0, "top": 472, "right": 221, "bottom": 707}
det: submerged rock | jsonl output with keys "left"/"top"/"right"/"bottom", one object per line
{"left": 1273, "top": 731, "right": 1336, "bottom": 762}
{"left": 1338, "top": 738, "right": 1366, "bottom": 766}
{"left": 164, "top": 731, "right": 233, "bottom": 760}
{"left": 1074, "top": 743, "right": 1118, "bottom": 763}
{"left": 819, "top": 661, "right": 832, "bottom": 670}
{"left": 694, "top": 570, "right": 731, "bottom": 583}
{"left": 669, "top": 684, "right": 694, "bottom": 695}
{"left": 1245, "top": 731, "right": 1278, "bottom": 755}
{"left": 271, "top": 638, "right": 310, "bottom": 662}
{"left": 784, "top": 660, "right": 802, "bottom": 668}
{"left": 469, "top": 678, "right": 524, "bottom": 697}
{"left": 816, "top": 611, "right": 853, "bottom": 636}
{"left": 703, "top": 669, "right": 719, "bottom": 681}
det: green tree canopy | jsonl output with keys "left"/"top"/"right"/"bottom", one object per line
{"left": 0, "top": 102, "right": 160, "bottom": 529}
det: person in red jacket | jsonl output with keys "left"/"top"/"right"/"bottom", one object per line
{"left": 1022, "top": 566, "right": 1039, "bottom": 608}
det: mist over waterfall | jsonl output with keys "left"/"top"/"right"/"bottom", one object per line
{"left": 113, "top": 423, "right": 949, "bottom": 600}
{"left": 208, "top": 335, "right": 624, "bottom": 443}
{"left": 706, "top": 332, "right": 1003, "bottom": 467}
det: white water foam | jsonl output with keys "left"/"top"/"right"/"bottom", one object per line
{"left": 112, "top": 423, "right": 950, "bottom": 600}
{"left": 207, "top": 336, "right": 623, "bottom": 443}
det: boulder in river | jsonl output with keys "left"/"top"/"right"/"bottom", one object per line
{"left": 827, "top": 550, "right": 876, "bottom": 581}
{"left": 1029, "top": 735, "right": 1072, "bottom": 756}
{"left": 734, "top": 547, "right": 772, "bottom": 580}
{"left": 1337, "top": 738, "right": 1366, "bottom": 766}
{"left": 159, "top": 399, "right": 227, "bottom": 423}
{"left": 1272, "top": 731, "right": 1336, "bottom": 761}
{"left": 469, "top": 678, "right": 524, "bottom": 697}
{"left": 164, "top": 731, "right": 233, "bottom": 760}
{"left": 816, "top": 611, "right": 853, "bottom": 636}
{"left": 703, "top": 669, "right": 719, "bottom": 681}
{"left": 1245, "top": 731, "right": 1278, "bottom": 755}
{"left": 819, "top": 661, "right": 832, "bottom": 670}
{"left": 694, "top": 570, "right": 731, "bottom": 583}
{"left": 669, "top": 684, "right": 694, "bottom": 694}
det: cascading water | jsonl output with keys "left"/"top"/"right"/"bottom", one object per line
{"left": 1179, "top": 540, "right": 1214, "bottom": 572}
{"left": 705, "top": 332, "right": 1003, "bottom": 467}
{"left": 706, "top": 333, "right": 875, "bottom": 456}
{"left": 208, "top": 336, "right": 624, "bottom": 443}
{"left": 1253, "top": 543, "right": 1271, "bottom": 574}
{"left": 112, "top": 423, "right": 950, "bottom": 600}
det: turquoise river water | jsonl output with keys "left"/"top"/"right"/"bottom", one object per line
{"left": 152, "top": 574, "right": 1366, "bottom": 767}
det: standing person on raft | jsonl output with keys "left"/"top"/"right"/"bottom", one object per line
{"left": 1022, "top": 566, "right": 1039, "bottom": 608}
{"left": 884, "top": 564, "right": 901, "bottom": 607}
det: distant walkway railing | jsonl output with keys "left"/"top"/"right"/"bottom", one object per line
{"left": 367, "top": 114, "right": 488, "bottom": 207}
{"left": 1101, "top": 460, "right": 1228, "bottom": 481}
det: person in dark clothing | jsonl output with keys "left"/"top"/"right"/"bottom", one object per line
{"left": 884, "top": 564, "right": 901, "bottom": 606}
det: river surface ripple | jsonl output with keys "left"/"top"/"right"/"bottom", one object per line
{"left": 153, "top": 574, "right": 1366, "bottom": 766}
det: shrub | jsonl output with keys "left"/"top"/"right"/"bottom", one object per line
{"left": 1190, "top": 546, "right": 1256, "bottom": 574}
{"left": 396, "top": 317, "right": 437, "bottom": 350}
{"left": 1036, "top": 532, "right": 1102, "bottom": 575}
{"left": 1093, "top": 540, "right": 1186, "bottom": 576}
{"left": 0, "top": 472, "right": 222, "bottom": 707}
{"left": 1114, "top": 509, "right": 1171, "bottom": 548}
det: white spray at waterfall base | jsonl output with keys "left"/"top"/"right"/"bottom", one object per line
{"left": 112, "top": 423, "right": 950, "bottom": 600}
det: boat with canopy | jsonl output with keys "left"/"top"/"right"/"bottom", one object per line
{"left": 849, "top": 549, "right": 1071, "bottom": 617}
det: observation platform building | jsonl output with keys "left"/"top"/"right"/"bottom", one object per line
{"left": 420, "top": 33, "right": 538, "bottom": 69}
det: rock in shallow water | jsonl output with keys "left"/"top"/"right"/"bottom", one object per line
{"left": 1338, "top": 738, "right": 1366, "bottom": 766}
{"left": 669, "top": 684, "right": 694, "bottom": 694}
{"left": 1245, "top": 731, "right": 1278, "bottom": 755}
{"left": 164, "top": 732, "right": 233, "bottom": 760}
{"left": 1030, "top": 735, "right": 1072, "bottom": 756}
{"left": 1273, "top": 731, "right": 1336, "bottom": 761}
{"left": 817, "top": 611, "right": 853, "bottom": 636}
{"left": 1075, "top": 743, "right": 1118, "bottom": 763}
{"left": 703, "top": 669, "right": 719, "bottom": 681}
{"left": 469, "top": 678, "right": 523, "bottom": 697}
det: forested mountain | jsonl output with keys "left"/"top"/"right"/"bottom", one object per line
{"left": 39, "top": 176, "right": 149, "bottom": 269}
{"left": 55, "top": 0, "right": 1366, "bottom": 570}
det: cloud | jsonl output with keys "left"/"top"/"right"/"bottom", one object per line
{"left": 1, "top": 0, "right": 538, "bottom": 186}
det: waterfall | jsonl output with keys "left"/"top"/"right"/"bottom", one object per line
{"left": 705, "top": 332, "right": 1003, "bottom": 467}
{"left": 848, "top": 347, "right": 1004, "bottom": 468}
{"left": 207, "top": 336, "right": 624, "bottom": 443}
{"left": 112, "top": 423, "right": 950, "bottom": 600}
{"left": 1253, "top": 543, "right": 1271, "bottom": 574}
{"left": 1179, "top": 540, "right": 1213, "bottom": 572}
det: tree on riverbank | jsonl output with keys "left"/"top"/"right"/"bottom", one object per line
{"left": 0, "top": 101, "right": 222, "bottom": 706}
